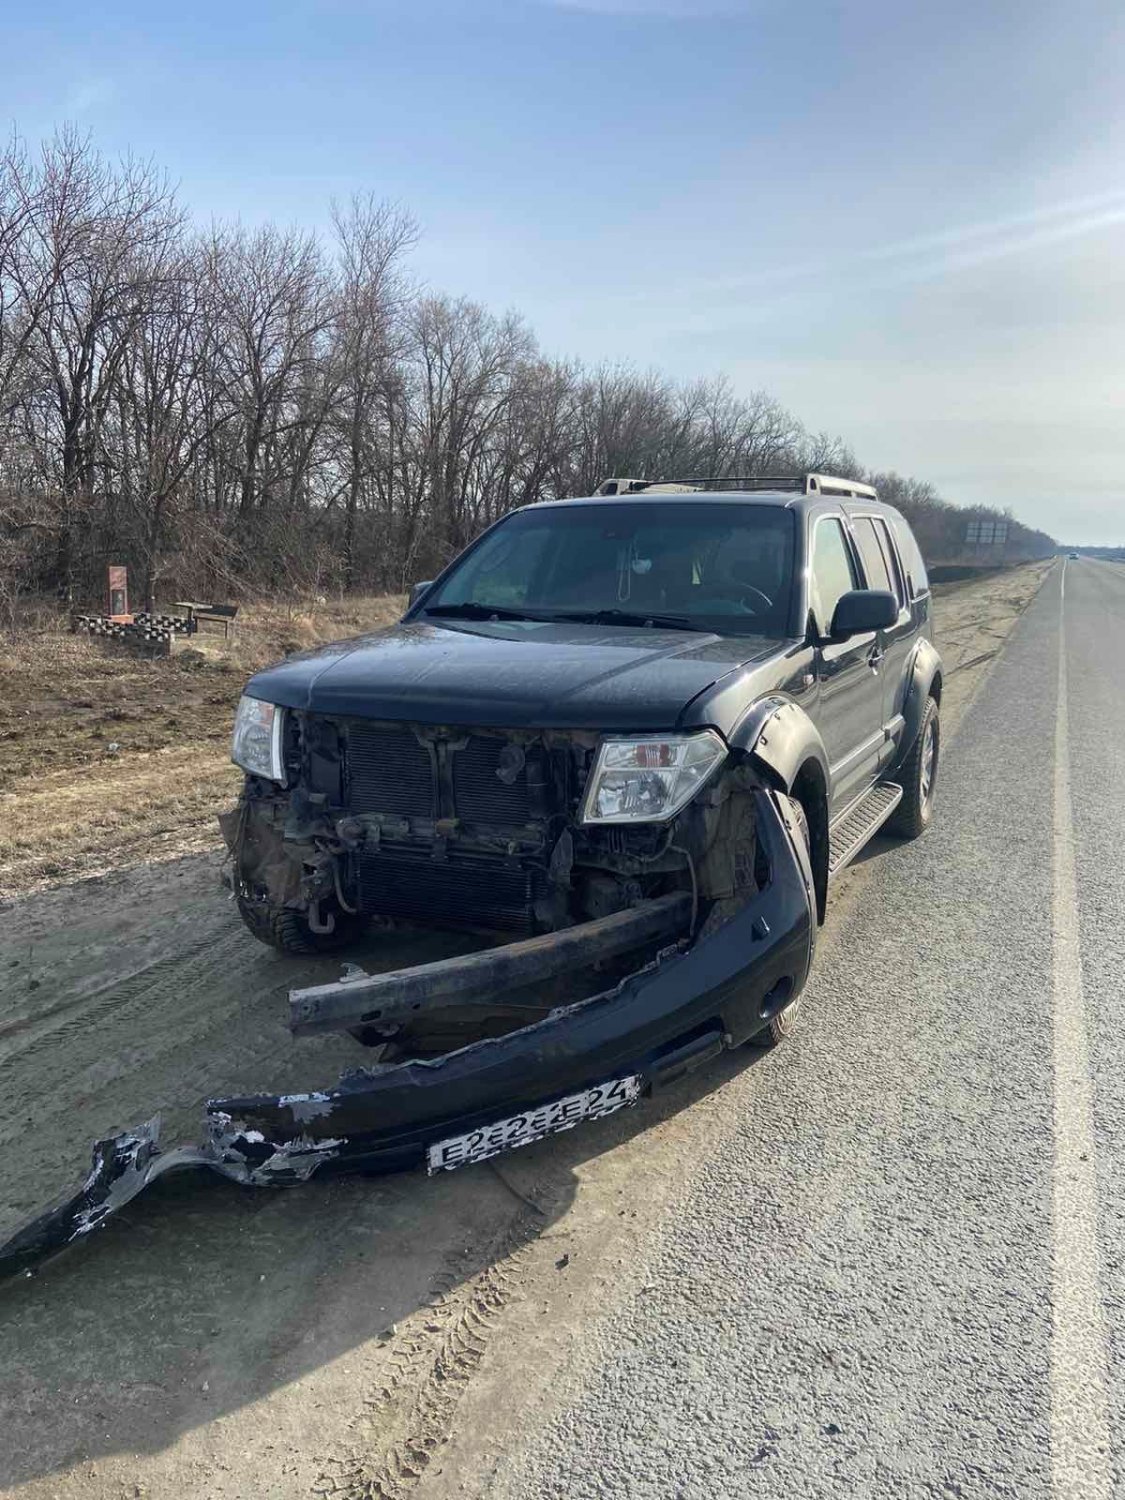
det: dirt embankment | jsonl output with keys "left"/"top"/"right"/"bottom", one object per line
{"left": 927, "top": 561, "right": 1054, "bottom": 700}
{"left": 0, "top": 562, "right": 1053, "bottom": 1500}
{"left": 0, "top": 594, "right": 404, "bottom": 900}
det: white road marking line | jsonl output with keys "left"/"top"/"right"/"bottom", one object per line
{"left": 1050, "top": 570, "right": 1112, "bottom": 1498}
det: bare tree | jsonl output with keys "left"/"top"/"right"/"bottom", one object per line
{"left": 0, "top": 133, "right": 53, "bottom": 422}
{"left": 109, "top": 241, "right": 226, "bottom": 608}
{"left": 328, "top": 194, "right": 416, "bottom": 588}
{"left": 405, "top": 296, "right": 535, "bottom": 566}
{"left": 208, "top": 223, "right": 333, "bottom": 532}
{"left": 13, "top": 129, "right": 183, "bottom": 599}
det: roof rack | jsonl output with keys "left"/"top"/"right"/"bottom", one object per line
{"left": 595, "top": 473, "right": 878, "bottom": 500}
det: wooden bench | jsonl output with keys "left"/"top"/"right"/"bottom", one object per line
{"left": 175, "top": 601, "right": 240, "bottom": 639}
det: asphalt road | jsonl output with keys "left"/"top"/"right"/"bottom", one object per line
{"left": 483, "top": 557, "right": 1124, "bottom": 1500}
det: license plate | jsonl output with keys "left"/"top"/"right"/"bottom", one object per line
{"left": 426, "top": 1075, "right": 642, "bottom": 1175}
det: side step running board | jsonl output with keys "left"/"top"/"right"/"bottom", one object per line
{"left": 828, "top": 782, "right": 903, "bottom": 878}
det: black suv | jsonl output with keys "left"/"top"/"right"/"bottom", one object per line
{"left": 219, "top": 475, "right": 941, "bottom": 1169}
{"left": 2, "top": 475, "right": 945, "bottom": 1275}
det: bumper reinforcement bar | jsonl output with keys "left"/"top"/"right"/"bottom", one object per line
{"left": 288, "top": 892, "right": 694, "bottom": 1036}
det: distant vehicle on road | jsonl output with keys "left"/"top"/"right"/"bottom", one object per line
{"left": 1068, "top": 551, "right": 1080, "bottom": 559}
{"left": 219, "top": 473, "right": 943, "bottom": 1181}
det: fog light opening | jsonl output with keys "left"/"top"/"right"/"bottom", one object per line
{"left": 760, "top": 976, "right": 795, "bottom": 1019}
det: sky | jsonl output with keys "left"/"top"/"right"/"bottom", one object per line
{"left": 4, "top": 0, "right": 1124, "bottom": 542}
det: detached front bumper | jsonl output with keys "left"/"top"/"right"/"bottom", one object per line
{"left": 0, "top": 789, "right": 814, "bottom": 1279}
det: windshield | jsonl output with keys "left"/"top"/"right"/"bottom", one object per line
{"left": 421, "top": 501, "right": 796, "bottom": 637}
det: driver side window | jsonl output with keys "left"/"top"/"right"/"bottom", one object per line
{"left": 810, "top": 518, "right": 858, "bottom": 636}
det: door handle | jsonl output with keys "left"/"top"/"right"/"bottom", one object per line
{"left": 868, "top": 644, "right": 884, "bottom": 670}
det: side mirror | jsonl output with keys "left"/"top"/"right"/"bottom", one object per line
{"left": 408, "top": 580, "right": 433, "bottom": 609}
{"left": 829, "top": 589, "right": 898, "bottom": 639}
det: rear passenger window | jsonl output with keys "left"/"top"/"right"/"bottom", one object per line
{"left": 852, "top": 517, "right": 892, "bottom": 594}
{"left": 889, "top": 516, "right": 929, "bottom": 600}
{"left": 872, "top": 517, "right": 906, "bottom": 605}
{"left": 810, "top": 518, "right": 858, "bottom": 635}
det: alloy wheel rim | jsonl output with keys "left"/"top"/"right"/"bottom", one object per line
{"left": 920, "top": 720, "right": 937, "bottom": 804}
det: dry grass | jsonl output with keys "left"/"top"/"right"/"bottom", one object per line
{"left": 222, "top": 592, "right": 407, "bottom": 668}
{"left": 0, "top": 593, "right": 405, "bottom": 898}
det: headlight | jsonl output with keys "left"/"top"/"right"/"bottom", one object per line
{"left": 231, "top": 695, "right": 285, "bottom": 782}
{"left": 580, "top": 730, "right": 727, "bottom": 824}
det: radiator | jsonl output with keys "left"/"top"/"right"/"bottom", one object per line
{"left": 357, "top": 853, "right": 541, "bottom": 932}
{"left": 347, "top": 723, "right": 435, "bottom": 818}
{"left": 344, "top": 723, "right": 542, "bottom": 826}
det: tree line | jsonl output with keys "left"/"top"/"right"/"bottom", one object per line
{"left": 0, "top": 129, "right": 1055, "bottom": 624}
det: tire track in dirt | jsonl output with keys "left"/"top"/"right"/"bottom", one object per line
{"left": 0, "top": 748, "right": 239, "bottom": 898}
{"left": 319, "top": 1213, "right": 542, "bottom": 1499}
{"left": 0, "top": 868, "right": 364, "bottom": 1237}
{"left": 0, "top": 935, "right": 222, "bottom": 1059}
{"left": 0, "top": 929, "right": 261, "bottom": 1166}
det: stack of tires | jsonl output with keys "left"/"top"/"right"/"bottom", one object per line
{"left": 72, "top": 615, "right": 128, "bottom": 641}
{"left": 71, "top": 613, "right": 194, "bottom": 655}
{"left": 133, "top": 612, "right": 197, "bottom": 637}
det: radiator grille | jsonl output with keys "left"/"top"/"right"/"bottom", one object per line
{"left": 343, "top": 722, "right": 545, "bottom": 825}
{"left": 358, "top": 854, "right": 539, "bottom": 932}
{"left": 453, "top": 736, "right": 534, "bottom": 824}
{"left": 347, "top": 724, "right": 435, "bottom": 817}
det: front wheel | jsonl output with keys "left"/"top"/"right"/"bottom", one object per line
{"left": 889, "top": 696, "right": 940, "bottom": 840}
{"left": 236, "top": 897, "right": 364, "bottom": 956}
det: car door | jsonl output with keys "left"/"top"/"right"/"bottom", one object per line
{"left": 809, "top": 514, "right": 885, "bottom": 816}
{"left": 850, "top": 513, "right": 915, "bottom": 769}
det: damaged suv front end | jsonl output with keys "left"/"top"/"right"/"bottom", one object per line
{"left": 213, "top": 695, "right": 817, "bottom": 1161}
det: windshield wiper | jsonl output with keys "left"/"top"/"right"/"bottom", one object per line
{"left": 422, "top": 601, "right": 550, "bottom": 622}
{"left": 424, "top": 602, "right": 709, "bottom": 632}
{"left": 550, "top": 608, "right": 707, "bottom": 632}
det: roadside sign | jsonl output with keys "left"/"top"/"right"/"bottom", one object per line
{"left": 966, "top": 520, "right": 1008, "bottom": 547}
{"left": 107, "top": 564, "right": 129, "bottom": 619}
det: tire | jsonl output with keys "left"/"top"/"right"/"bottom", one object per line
{"left": 888, "top": 696, "right": 940, "bottom": 840}
{"left": 236, "top": 897, "right": 363, "bottom": 956}
{"left": 748, "top": 795, "right": 809, "bottom": 1049}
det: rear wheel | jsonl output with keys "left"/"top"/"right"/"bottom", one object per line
{"left": 748, "top": 795, "right": 809, "bottom": 1049}
{"left": 889, "top": 696, "right": 939, "bottom": 839}
{"left": 236, "top": 897, "right": 363, "bottom": 956}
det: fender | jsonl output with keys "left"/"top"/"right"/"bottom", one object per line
{"left": 730, "top": 696, "right": 831, "bottom": 923}
{"left": 900, "top": 638, "right": 944, "bottom": 760}
{"left": 729, "top": 695, "right": 830, "bottom": 796}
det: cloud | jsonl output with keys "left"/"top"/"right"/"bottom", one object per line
{"left": 862, "top": 190, "right": 1125, "bottom": 284}
{"left": 621, "top": 188, "right": 1125, "bottom": 317}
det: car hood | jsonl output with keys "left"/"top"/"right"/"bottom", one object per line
{"left": 245, "top": 618, "right": 787, "bottom": 731}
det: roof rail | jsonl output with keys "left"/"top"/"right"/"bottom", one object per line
{"left": 594, "top": 478, "right": 702, "bottom": 495}
{"left": 594, "top": 473, "right": 878, "bottom": 500}
{"left": 807, "top": 473, "right": 879, "bottom": 500}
